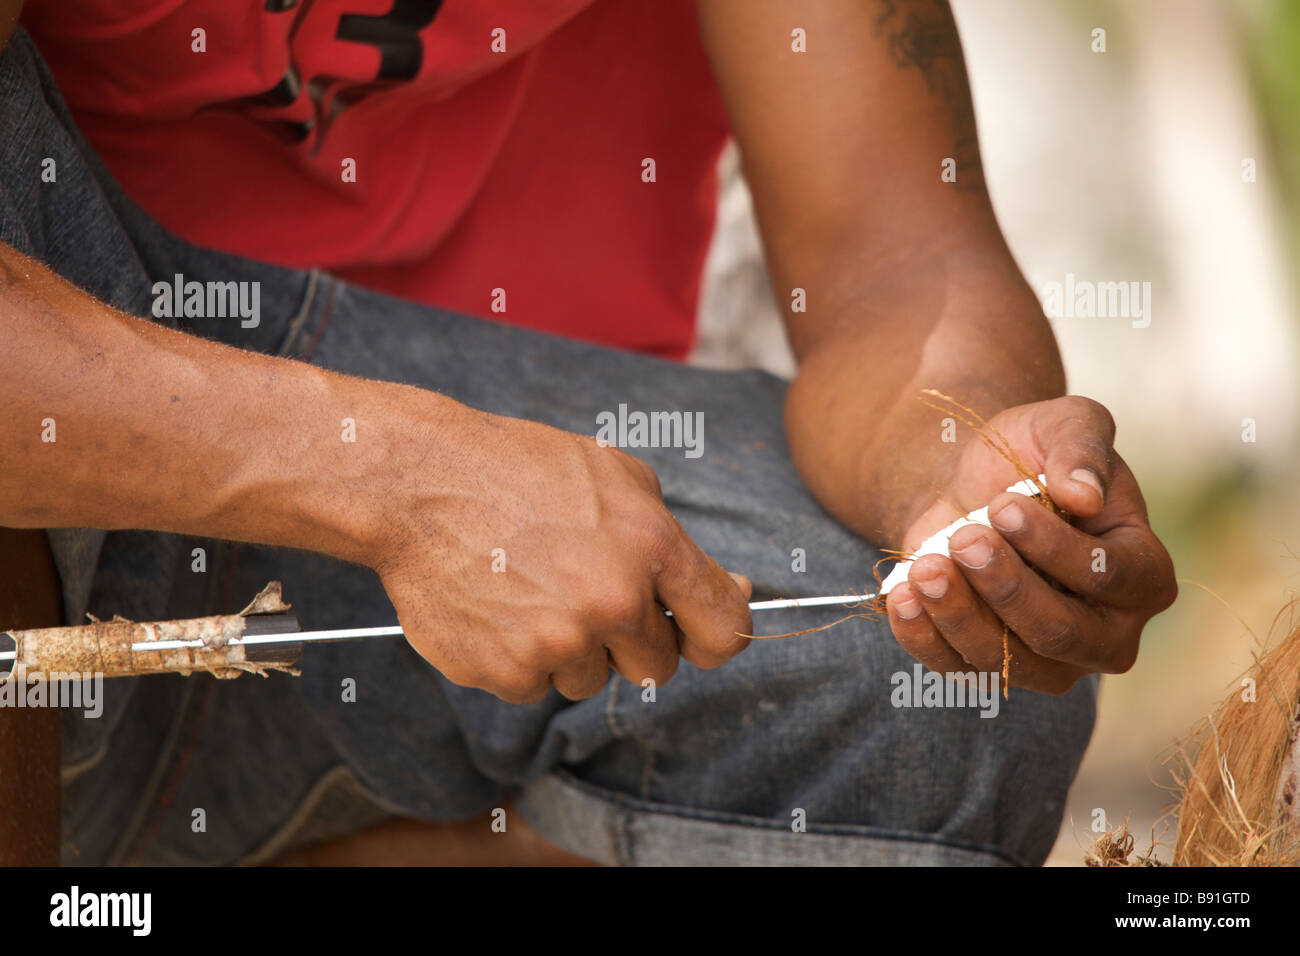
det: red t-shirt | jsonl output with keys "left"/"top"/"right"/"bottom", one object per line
{"left": 21, "top": 0, "right": 730, "bottom": 358}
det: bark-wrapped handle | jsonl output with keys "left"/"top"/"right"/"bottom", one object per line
{"left": 1, "top": 582, "right": 302, "bottom": 680}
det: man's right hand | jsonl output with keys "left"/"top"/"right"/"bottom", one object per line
{"left": 367, "top": 401, "right": 753, "bottom": 703}
{"left": 1, "top": 245, "right": 751, "bottom": 706}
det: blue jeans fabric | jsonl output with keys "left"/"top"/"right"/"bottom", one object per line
{"left": 0, "top": 26, "right": 1097, "bottom": 866}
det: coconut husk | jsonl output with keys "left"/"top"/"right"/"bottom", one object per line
{"left": 1086, "top": 601, "right": 1300, "bottom": 866}
{"left": 1170, "top": 603, "right": 1300, "bottom": 866}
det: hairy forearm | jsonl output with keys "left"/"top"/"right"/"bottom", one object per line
{"left": 784, "top": 247, "right": 1065, "bottom": 547}
{"left": 0, "top": 244, "right": 460, "bottom": 566}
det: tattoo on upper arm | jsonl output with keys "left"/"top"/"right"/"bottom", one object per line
{"left": 872, "top": 0, "right": 985, "bottom": 193}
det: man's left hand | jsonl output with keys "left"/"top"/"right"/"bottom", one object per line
{"left": 884, "top": 396, "right": 1177, "bottom": 694}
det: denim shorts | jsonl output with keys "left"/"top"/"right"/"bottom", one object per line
{"left": 0, "top": 26, "right": 1097, "bottom": 866}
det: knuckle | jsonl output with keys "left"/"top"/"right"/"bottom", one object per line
{"left": 722, "top": 631, "right": 752, "bottom": 662}
{"left": 1080, "top": 434, "right": 1113, "bottom": 467}
{"left": 684, "top": 649, "right": 728, "bottom": 670}
{"left": 613, "top": 649, "right": 677, "bottom": 685}
{"left": 629, "top": 507, "right": 675, "bottom": 563}
{"left": 438, "top": 663, "right": 479, "bottom": 691}
{"left": 1081, "top": 397, "right": 1117, "bottom": 437}
{"left": 636, "top": 459, "right": 663, "bottom": 497}
{"left": 949, "top": 634, "right": 1002, "bottom": 673}
{"left": 1030, "top": 615, "right": 1079, "bottom": 660}
{"left": 594, "top": 585, "right": 646, "bottom": 631}
{"left": 894, "top": 620, "right": 940, "bottom": 653}
{"left": 926, "top": 602, "right": 973, "bottom": 636}
{"left": 1105, "top": 632, "right": 1141, "bottom": 673}
{"left": 1088, "top": 551, "right": 1120, "bottom": 592}
{"left": 1155, "top": 554, "right": 1179, "bottom": 609}
{"left": 1159, "top": 577, "right": 1179, "bottom": 611}
{"left": 684, "top": 637, "right": 744, "bottom": 670}
{"left": 537, "top": 627, "right": 591, "bottom": 663}
{"left": 1052, "top": 398, "right": 1115, "bottom": 457}
{"left": 1041, "top": 536, "right": 1072, "bottom": 573}
{"left": 558, "top": 673, "right": 609, "bottom": 701}
{"left": 701, "top": 608, "right": 752, "bottom": 660}
{"left": 724, "top": 603, "right": 753, "bottom": 641}
{"left": 981, "top": 567, "right": 1026, "bottom": 609}
{"left": 889, "top": 606, "right": 922, "bottom": 637}
{"left": 647, "top": 654, "right": 680, "bottom": 685}
{"left": 492, "top": 666, "right": 546, "bottom": 703}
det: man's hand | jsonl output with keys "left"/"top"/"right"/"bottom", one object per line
{"left": 884, "top": 397, "right": 1176, "bottom": 693}
{"left": 0, "top": 245, "right": 751, "bottom": 706}
{"left": 369, "top": 401, "right": 753, "bottom": 704}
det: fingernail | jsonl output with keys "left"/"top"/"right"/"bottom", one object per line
{"left": 894, "top": 590, "right": 923, "bottom": 619}
{"left": 912, "top": 568, "right": 949, "bottom": 600}
{"left": 991, "top": 502, "right": 1025, "bottom": 532}
{"left": 1070, "top": 467, "right": 1104, "bottom": 502}
{"left": 952, "top": 536, "right": 992, "bottom": 570}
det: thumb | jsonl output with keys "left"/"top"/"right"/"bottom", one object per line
{"left": 1042, "top": 397, "right": 1116, "bottom": 518}
{"left": 728, "top": 572, "right": 753, "bottom": 601}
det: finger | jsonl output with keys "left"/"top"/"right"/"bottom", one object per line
{"left": 676, "top": 572, "right": 751, "bottom": 670}
{"left": 729, "top": 572, "right": 754, "bottom": 601}
{"left": 984, "top": 491, "right": 1172, "bottom": 609}
{"left": 550, "top": 646, "right": 614, "bottom": 701}
{"left": 654, "top": 526, "right": 751, "bottom": 669}
{"left": 630, "top": 455, "right": 664, "bottom": 499}
{"left": 1038, "top": 396, "right": 1116, "bottom": 519}
{"left": 906, "top": 555, "right": 1005, "bottom": 674}
{"left": 886, "top": 584, "right": 971, "bottom": 675}
{"left": 943, "top": 524, "right": 1133, "bottom": 672}
{"left": 606, "top": 604, "right": 681, "bottom": 687}
{"left": 1068, "top": 454, "right": 1153, "bottom": 536}
{"left": 906, "top": 553, "right": 1086, "bottom": 692}
{"left": 489, "top": 668, "right": 553, "bottom": 706}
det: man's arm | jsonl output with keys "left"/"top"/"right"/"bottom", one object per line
{"left": 0, "top": 244, "right": 752, "bottom": 702}
{"left": 698, "top": 0, "right": 1176, "bottom": 692}
{"left": 697, "top": 0, "right": 1058, "bottom": 540}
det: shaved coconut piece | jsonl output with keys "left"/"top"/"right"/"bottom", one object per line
{"left": 878, "top": 474, "right": 1048, "bottom": 596}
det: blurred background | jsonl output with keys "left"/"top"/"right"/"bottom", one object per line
{"left": 690, "top": 0, "right": 1300, "bottom": 864}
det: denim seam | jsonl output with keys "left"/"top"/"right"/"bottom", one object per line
{"left": 236, "top": 764, "right": 354, "bottom": 867}
{"left": 603, "top": 673, "right": 624, "bottom": 738}
{"left": 639, "top": 741, "right": 656, "bottom": 803}
{"left": 613, "top": 807, "right": 634, "bottom": 866}
{"left": 109, "top": 676, "right": 209, "bottom": 866}
{"left": 544, "top": 767, "right": 1027, "bottom": 867}
{"left": 276, "top": 267, "right": 322, "bottom": 358}
{"left": 298, "top": 279, "right": 337, "bottom": 362}
{"left": 603, "top": 675, "right": 660, "bottom": 810}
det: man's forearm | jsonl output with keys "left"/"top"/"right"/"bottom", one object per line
{"left": 699, "top": 0, "right": 1065, "bottom": 546}
{"left": 784, "top": 246, "right": 1065, "bottom": 548}
{"left": 0, "top": 244, "right": 460, "bottom": 566}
